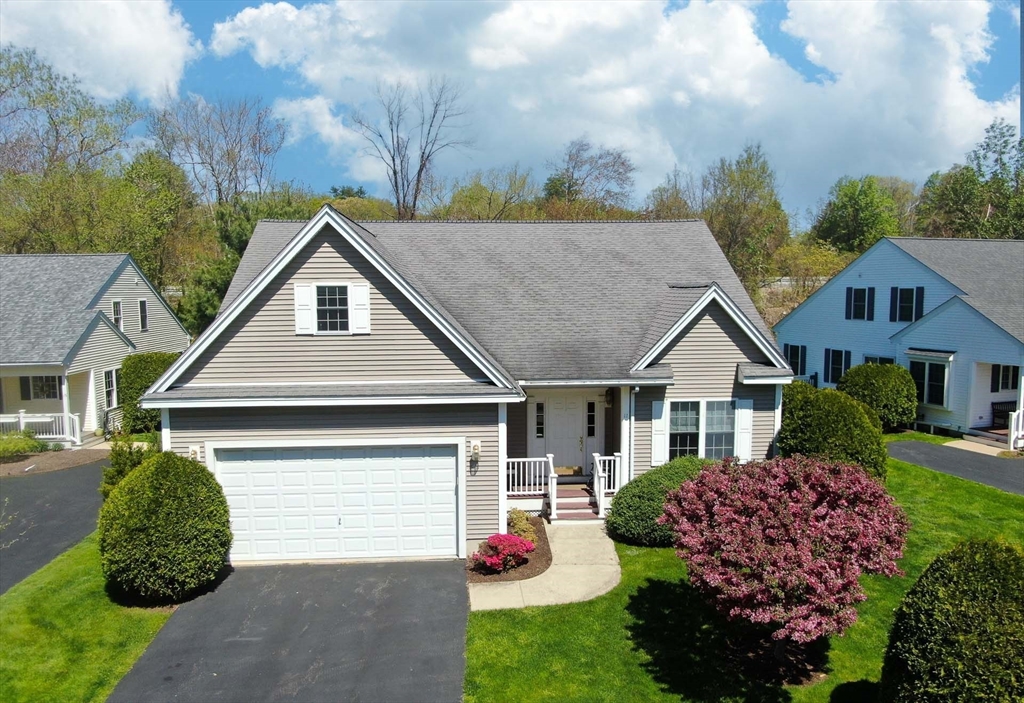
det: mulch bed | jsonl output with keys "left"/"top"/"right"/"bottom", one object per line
{"left": 0, "top": 448, "right": 109, "bottom": 477}
{"left": 466, "top": 516, "right": 553, "bottom": 583}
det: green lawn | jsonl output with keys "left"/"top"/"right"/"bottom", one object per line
{"left": 882, "top": 430, "right": 954, "bottom": 445}
{"left": 0, "top": 533, "right": 171, "bottom": 703}
{"left": 465, "top": 460, "right": 1024, "bottom": 703}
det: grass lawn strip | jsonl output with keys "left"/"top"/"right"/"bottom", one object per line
{"left": 0, "top": 533, "right": 171, "bottom": 703}
{"left": 464, "top": 459, "right": 1024, "bottom": 703}
{"left": 882, "top": 431, "right": 954, "bottom": 445}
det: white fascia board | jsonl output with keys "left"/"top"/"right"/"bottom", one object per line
{"left": 141, "top": 394, "right": 526, "bottom": 409}
{"left": 148, "top": 206, "right": 515, "bottom": 395}
{"left": 632, "top": 284, "right": 788, "bottom": 372}
{"left": 518, "top": 379, "right": 672, "bottom": 386}
{"left": 740, "top": 376, "right": 794, "bottom": 385}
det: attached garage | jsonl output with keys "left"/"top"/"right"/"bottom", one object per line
{"left": 211, "top": 441, "right": 462, "bottom": 563}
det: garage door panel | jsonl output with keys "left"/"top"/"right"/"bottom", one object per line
{"left": 217, "top": 444, "right": 458, "bottom": 562}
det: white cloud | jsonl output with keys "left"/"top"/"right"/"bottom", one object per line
{"left": 211, "top": 0, "right": 1020, "bottom": 216}
{"left": 0, "top": 0, "right": 201, "bottom": 102}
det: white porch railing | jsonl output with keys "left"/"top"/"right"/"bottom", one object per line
{"left": 591, "top": 453, "right": 622, "bottom": 519}
{"left": 1010, "top": 410, "right": 1024, "bottom": 451}
{"left": 0, "top": 411, "right": 81, "bottom": 445}
{"left": 505, "top": 454, "right": 557, "bottom": 517}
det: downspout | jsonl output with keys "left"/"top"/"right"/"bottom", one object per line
{"left": 630, "top": 387, "right": 638, "bottom": 482}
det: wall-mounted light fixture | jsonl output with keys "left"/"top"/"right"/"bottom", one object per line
{"left": 604, "top": 388, "right": 615, "bottom": 407}
{"left": 470, "top": 441, "right": 481, "bottom": 463}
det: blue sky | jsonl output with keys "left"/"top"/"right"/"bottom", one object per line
{"left": 2, "top": 0, "right": 1020, "bottom": 220}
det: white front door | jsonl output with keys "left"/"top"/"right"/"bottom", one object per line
{"left": 527, "top": 391, "right": 605, "bottom": 470}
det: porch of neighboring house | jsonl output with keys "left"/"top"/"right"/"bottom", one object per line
{"left": 503, "top": 386, "right": 632, "bottom": 522}
{"left": 0, "top": 366, "right": 114, "bottom": 446}
{"left": 967, "top": 362, "right": 1024, "bottom": 451}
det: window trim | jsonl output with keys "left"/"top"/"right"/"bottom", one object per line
{"left": 824, "top": 348, "right": 852, "bottom": 385}
{"left": 111, "top": 300, "right": 123, "bottom": 331}
{"left": 667, "top": 398, "right": 737, "bottom": 460}
{"left": 29, "top": 375, "right": 61, "bottom": 401}
{"left": 137, "top": 299, "right": 149, "bottom": 332}
{"left": 845, "top": 286, "right": 875, "bottom": 321}
{"left": 908, "top": 357, "right": 950, "bottom": 409}
{"left": 103, "top": 367, "right": 121, "bottom": 409}
{"left": 994, "top": 364, "right": 1020, "bottom": 392}
{"left": 313, "top": 281, "right": 352, "bottom": 336}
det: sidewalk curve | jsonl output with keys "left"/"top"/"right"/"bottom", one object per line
{"left": 468, "top": 522, "right": 621, "bottom": 611}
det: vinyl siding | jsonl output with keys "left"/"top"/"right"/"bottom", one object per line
{"left": 634, "top": 301, "right": 780, "bottom": 474}
{"left": 775, "top": 240, "right": 961, "bottom": 388}
{"left": 94, "top": 262, "right": 190, "bottom": 354}
{"left": 895, "top": 300, "right": 1024, "bottom": 432}
{"left": 167, "top": 404, "right": 500, "bottom": 540}
{"left": 177, "top": 227, "right": 484, "bottom": 385}
{"left": 68, "top": 322, "right": 133, "bottom": 430}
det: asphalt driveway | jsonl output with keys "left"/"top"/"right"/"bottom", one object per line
{"left": 109, "top": 560, "right": 469, "bottom": 703}
{"left": 0, "top": 459, "right": 105, "bottom": 594}
{"left": 889, "top": 441, "right": 1024, "bottom": 495}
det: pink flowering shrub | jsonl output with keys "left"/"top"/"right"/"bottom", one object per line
{"left": 472, "top": 533, "right": 535, "bottom": 573}
{"left": 660, "top": 456, "right": 910, "bottom": 644}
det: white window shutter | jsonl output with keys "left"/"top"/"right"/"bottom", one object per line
{"left": 651, "top": 400, "right": 667, "bottom": 466}
{"left": 735, "top": 399, "right": 753, "bottom": 463}
{"left": 350, "top": 283, "right": 371, "bottom": 334}
{"left": 294, "top": 283, "right": 314, "bottom": 335}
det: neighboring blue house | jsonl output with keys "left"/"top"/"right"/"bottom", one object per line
{"left": 775, "top": 238, "right": 1023, "bottom": 450}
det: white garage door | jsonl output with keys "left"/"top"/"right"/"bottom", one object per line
{"left": 215, "top": 444, "right": 458, "bottom": 562}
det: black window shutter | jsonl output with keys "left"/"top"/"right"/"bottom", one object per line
{"left": 991, "top": 364, "right": 1001, "bottom": 392}
{"left": 914, "top": 287, "right": 925, "bottom": 321}
{"left": 20, "top": 377, "right": 31, "bottom": 401}
{"left": 800, "top": 346, "right": 807, "bottom": 376}
{"left": 1013, "top": 368, "right": 1020, "bottom": 390}
{"left": 823, "top": 348, "right": 832, "bottom": 383}
{"left": 57, "top": 378, "right": 63, "bottom": 400}
{"left": 845, "top": 288, "right": 853, "bottom": 319}
{"left": 783, "top": 343, "right": 790, "bottom": 359}
{"left": 866, "top": 287, "right": 875, "bottom": 321}
{"left": 843, "top": 350, "right": 852, "bottom": 373}
{"left": 889, "top": 287, "right": 899, "bottom": 322}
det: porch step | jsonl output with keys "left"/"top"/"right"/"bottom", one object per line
{"left": 556, "top": 485, "right": 592, "bottom": 499}
{"left": 558, "top": 507, "right": 599, "bottom": 519}
{"left": 964, "top": 433, "right": 1008, "bottom": 450}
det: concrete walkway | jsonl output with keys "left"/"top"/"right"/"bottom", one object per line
{"left": 468, "top": 522, "right": 620, "bottom": 611}
{"left": 946, "top": 439, "right": 1005, "bottom": 457}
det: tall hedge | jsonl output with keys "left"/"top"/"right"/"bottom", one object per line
{"left": 880, "top": 540, "right": 1024, "bottom": 702}
{"left": 120, "top": 352, "right": 180, "bottom": 432}
{"left": 837, "top": 363, "right": 917, "bottom": 431}
{"left": 777, "top": 381, "right": 887, "bottom": 480}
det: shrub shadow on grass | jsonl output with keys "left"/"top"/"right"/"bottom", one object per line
{"left": 104, "top": 563, "right": 234, "bottom": 608}
{"left": 829, "top": 679, "right": 879, "bottom": 702}
{"left": 626, "top": 578, "right": 830, "bottom": 702}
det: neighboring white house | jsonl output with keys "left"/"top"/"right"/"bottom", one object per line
{"left": 0, "top": 254, "right": 191, "bottom": 444}
{"left": 775, "top": 237, "right": 1024, "bottom": 450}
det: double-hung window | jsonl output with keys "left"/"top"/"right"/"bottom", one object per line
{"left": 112, "top": 300, "right": 123, "bottom": 330}
{"left": 20, "top": 376, "right": 61, "bottom": 401}
{"left": 704, "top": 401, "right": 736, "bottom": 459}
{"left": 316, "top": 285, "right": 349, "bottom": 332}
{"left": 783, "top": 343, "right": 807, "bottom": 376}
{"left": 909, "top": 359, "right": 948, "bottom": 407}
{"left": 104, "top": 369, "right": 121, "bottom": 408}
{"left": 889, "top": 287, "right": 924, "bottom": 322}
{"left": 669, "top": 401, "right": 700, "bottom": 458}
{"left": 990, "top": 364, "right": 1020, "bottom": 392}
{"left": 845, "top": 287, "right": 875, "bottom": 321}
{"left": 138, "top": 299, "right": 149, "bottom": 332}
{"left": 823, "top": 348, "right": 852, "bottom": 384}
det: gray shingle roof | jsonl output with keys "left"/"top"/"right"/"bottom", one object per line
{"left": 737, "top": 362, "right": 793, "bottom": 382}
{"left": 888, "top": 238, "right": 1024, "bottom": 343}
{"left": 0, "top": 254, "right": 127, "bottom": 364}
{"left": 221, "top": 218, "right": 777, "bottom": 380}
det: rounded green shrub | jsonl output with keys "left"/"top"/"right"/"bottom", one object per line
{"left": 880, "top": 540, "right": 1024, "bottom": 703}
{"left": 606, "top": 456, "right": 710, "bottom": 546}
{"left": 778, "top": 382, "right": 888, "bottom": 480}
{"left": 99, "top": 451, "right": 232, "bottom": 602}
{"left": 837, "top": 363, "right": 917, "bottom": 431}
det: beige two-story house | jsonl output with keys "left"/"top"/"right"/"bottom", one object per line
{"left": 142, "top": 206, "right": 792, "bottom": 562}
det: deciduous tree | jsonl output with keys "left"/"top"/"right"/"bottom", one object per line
{"left": 543, "top": 136, "right": 636, "bottom": 208}
{"left": 812, "top": 175, "right": 900, "bottom": 252}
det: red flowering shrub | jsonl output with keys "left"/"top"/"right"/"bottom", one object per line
{"left": 660, "top": 456, "right": 910, "bottom": 644}
{"left": 472, "top": 533, "right": 535, "bottom": 573}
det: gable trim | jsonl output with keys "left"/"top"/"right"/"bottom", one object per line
{"left": 140, "top": 394, "right": 525, "bottom": 409}
{"left": 631, "top": 283, "right": 788, "bottom": 372}
{"left": 62, "top": 311, "right": 136, "bottom": 368}
{"left": 149, "top": 206, "right": 517, "bottom": 394}
{"left": 87, "top": 256, "right": 192, "bottom": 340}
